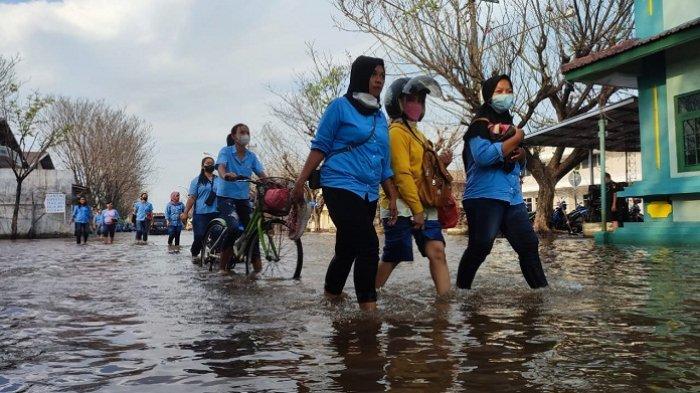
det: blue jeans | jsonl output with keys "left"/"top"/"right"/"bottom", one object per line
{"left": 135, "top": 220, "right": 150, "bottom": 241}
{"left": 457, "top": 198, "right": 548, "bottom": 289}
{"left": 191, "top": 212, "right": 219, "bottom": 256}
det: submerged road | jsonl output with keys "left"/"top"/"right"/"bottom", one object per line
{"left": 1, "top": 233, "right": 698, "bottom": 392}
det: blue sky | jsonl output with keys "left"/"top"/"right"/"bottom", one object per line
{"left": 0, "top": 0, "right": 379, "bottom": 210}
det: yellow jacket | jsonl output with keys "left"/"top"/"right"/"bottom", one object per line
{"left": 380, "top": 120, "right": 429, "bottom": 215}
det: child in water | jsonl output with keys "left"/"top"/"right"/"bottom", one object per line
{"left": 165, "top": 191, "right": 185, "bottom": 253}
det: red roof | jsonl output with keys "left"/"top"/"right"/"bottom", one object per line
{"left": 562, "top": 17, "right": 700, "bottom": 74}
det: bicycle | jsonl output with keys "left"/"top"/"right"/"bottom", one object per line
{"left": 199, "top": 176, "right": 305, "bottom": 279}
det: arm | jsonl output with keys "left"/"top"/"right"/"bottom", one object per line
{"left": 292, "top": 101, "right": 340, "bottom": 202}
{"left": 292, "top": 150, "right": 325, "bottom": 203}
{"left": 381, "top": 179, "right": 398, "bottom": 226}
{"left": 470, "top": 137, "right": 505, "bottom": 167}
{"left": 165, "top": 204, "right": 171, "bottom": 226}
{"left": 253, "top": 155, "right": 267, "bottom": 179}
{"left": 389, "top": 130, "right": 422, "bottom": 215}
{"left": 183, "top": 196, "right": 195, "bottom": 220}
{"left": 216, "top": 147, "right": 236, "bottom": 180}
{"left": 501, "top": 127, "right": 525, "bottom": 157}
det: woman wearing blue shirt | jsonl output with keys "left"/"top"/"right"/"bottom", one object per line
{"left": 165, "top": 191, "right": 185, "bottom": 252}
{"left": 133, "top": 192, "right": 154, "bottom": 245}
{"left": 216, "top": 123, "right": 267, "bottom": 272}
{"left": 292, "top": 56, "right": 398, "bottom": 311}
{"left": 457, "top": 75, "right": 548, "bottom": 289}
{"left": 71, "top": 196, "right": 93, "bottom": 245}
{"left": 182, "top": 157, "right": 219, "bottom": 261}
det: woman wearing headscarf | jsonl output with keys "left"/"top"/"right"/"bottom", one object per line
{"left": 165, "top": 191, "right": 185, "bottom": 252}
{"left": 376, "top": 76, "right": 452, "bottom": 296}
{"left": 457, "top": 74, "right": 548, "bottom": 289}
{"left": 292, "top": 55, "right": 398, "bottom": 311}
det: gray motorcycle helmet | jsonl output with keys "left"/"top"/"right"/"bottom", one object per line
{"left": 383, "top": 75, "right": 443, "bottom": 120}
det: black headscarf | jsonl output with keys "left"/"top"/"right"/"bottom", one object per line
{"left": 344, "top": 55, "right": 384, "bottom": 116}
{"left": 465, "top": 74, "right": 514, "bottom": 140}
{"left": 463, "top": 74, "right": 517, "bottom": 172}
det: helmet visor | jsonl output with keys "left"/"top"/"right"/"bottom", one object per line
{"left": 402, "top": 75, "right": 442, "bottom": 98}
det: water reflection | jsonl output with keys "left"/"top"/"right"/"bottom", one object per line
{"left": 0, "top": 234, "right": 698, "bottom": 392}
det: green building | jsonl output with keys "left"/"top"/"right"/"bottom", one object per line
{"left": 562, "top": 1, "right": 700, "bottom": 246}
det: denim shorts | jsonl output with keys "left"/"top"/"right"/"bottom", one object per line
{"left": 381, "top": 216, "right": 445, "bottom": 263}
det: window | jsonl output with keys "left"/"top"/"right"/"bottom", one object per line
{"left": 580, "top": 153, "right": 599, "bottom": 170}
{"left": 675, "top": 90, "right": 700, "bottom": 172}
{"left": 525, "top": 197, "right": 534, "bottom": 212}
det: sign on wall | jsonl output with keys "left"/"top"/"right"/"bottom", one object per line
{"left": 44, "top": 193, "right": 66, "bottom": 214}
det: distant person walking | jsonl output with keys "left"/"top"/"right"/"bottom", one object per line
{"left": 93, "top": 206, "right": 104, "bottom": 240}
{"left": 71, "top": 196, "right": 93, "bottom": 245}
{"left": 101, "top": 202, "right": 120, "bottom": 244}
{"left": 182, "top": 157, "right": 219, "bottom": 262}
{"left": 165, "top": 191, "right": 185, "bottom": 252}
{"left": 292, "top": 55, "right": 398, "bottom": 311}
{"left": 133, "top": 192, "right": 154, "bottom": 245}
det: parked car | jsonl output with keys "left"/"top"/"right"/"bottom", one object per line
{"left": 149, "top": 213, "right": 168, "bottom": 235}
{"left": 116, "top": 220, "right": 133, "bottom": 232}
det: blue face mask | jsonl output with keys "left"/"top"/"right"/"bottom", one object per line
{"left": 490, "top": 93, "right": 514, "bottom": 113}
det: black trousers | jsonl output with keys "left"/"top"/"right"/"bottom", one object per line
{"left": 74, "top": 223, "right": 89, "bottom": 244}
{"left": 457, "top": 198, "right": 548, "bottom": 289}
{"left": 323, "top": 187, "right": 379, "bottom": 303}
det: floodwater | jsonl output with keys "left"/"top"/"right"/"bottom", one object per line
{"left": 0, "top": 232, "right": 698, "bottom": 392}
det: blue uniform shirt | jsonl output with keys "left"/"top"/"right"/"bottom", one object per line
{"left": 165, "top": 202, "right": 185, "bottom": 228}
{"left": 133, "top": 201, "right": 154, "bottom": 221}
{"left": 188, "top": 175, "right": 219, "bottom": 215}
{"left": 311, "top": 97, "right": 393, "bottom": 202}
{"left": 94, "top": 213, "right": 103, "bottom": 226}
{"left": 463, "top": 136, "right": 524, "bottom": 205}
{"left": 72, "top": 205, "right": 92, "bottom": 224}
{"left": 215, "top": 148, "right": 265, "bottom": 199}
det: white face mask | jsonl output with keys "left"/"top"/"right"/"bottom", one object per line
{"left": 237, "top": 134, "right": 251, "bottom": 146}
{"left": 352, "top": 92, "right": 380, "bottom": 109}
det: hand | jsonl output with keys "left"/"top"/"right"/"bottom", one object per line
{"left": 224, "top": 172, "right": 237, "bottom": 181}
{"left": 387, "top": 197, "right": 398, "bottom": 226}
{"left": 514, "top": 127, "right": 525, "bottom": 143}
{"left": 412, "top": 211, "right": 425, "bottom": 229}
{"left": 611, "top": 206, "right": 617, "bottom": 212}
{"left": 180, "top": 212, "right": 188, "bottom": 222}
{"left": 439, "top": 149, "right": 453, "bottom": 166}
{"left": 291, "top": 182, "right": 306, "bottom": 204}
{"left": 508, "top": 147, "right": 526, "bottom": 163}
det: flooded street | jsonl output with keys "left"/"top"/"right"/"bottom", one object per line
{"left": 0, "top": 233, "right": 698, "bottom": 392}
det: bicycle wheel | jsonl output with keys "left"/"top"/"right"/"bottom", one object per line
{"left": 248, "top": 219, "right": 303, "bottom": 279}
{"left": 201, "top": 218, "right": 227, "bottom": 272}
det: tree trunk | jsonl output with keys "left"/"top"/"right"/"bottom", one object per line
{"left": 533, "top": 178, "right": 555, "bottom": 233}
{"left": 11, "top": 180, "right": 22, "bottom": 239}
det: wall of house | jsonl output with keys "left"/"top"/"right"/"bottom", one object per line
{"left": 0, "top": 169, "right": 73, "bottom": 237}
{"left": 663, "top": 0, "right": 700, "bottom": 31}
{"left": 665, "top": 44, "right": 700, "bottom": 221}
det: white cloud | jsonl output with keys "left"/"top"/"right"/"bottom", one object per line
{"left": 0, "top": 0, "right": 377, "bottom": 210}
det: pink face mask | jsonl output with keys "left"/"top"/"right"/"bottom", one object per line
{"left": 403, "top": 100, "right": 423, "bottom": 122}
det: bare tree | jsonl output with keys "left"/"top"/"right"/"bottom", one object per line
{"left": 50, "top": 98, "right": 155, "bottom": 215}
{"left": 1, "top": 91, "right": 69, "bottom": 239}
{"left": 335, "top": 0, "right": 633, "bottom": 231}
{"left": 261, "top": 44, "right": 351, "bottom": 231}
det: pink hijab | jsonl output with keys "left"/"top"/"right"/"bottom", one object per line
{"left": 170, "top": 191, "right": 180, "bottom": 204}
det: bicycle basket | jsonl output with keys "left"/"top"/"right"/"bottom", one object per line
{"left": 259, "top": 178, "right": 294, "bottom": 216}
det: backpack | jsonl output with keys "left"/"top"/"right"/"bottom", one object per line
{"left": 403, "top": 121, "right": 453, "bottom": 208}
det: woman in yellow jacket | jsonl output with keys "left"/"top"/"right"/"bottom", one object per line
{"left": 377, "top": 76, "right": 452, "bottom": 296}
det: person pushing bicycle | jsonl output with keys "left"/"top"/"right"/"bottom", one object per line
{"left": 215, "top": 123, "right": 267, "bottom": 273}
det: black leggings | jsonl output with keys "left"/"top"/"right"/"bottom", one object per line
{"left": 323, "top": 187, "right": 379, "bottom": 303}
